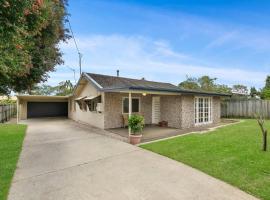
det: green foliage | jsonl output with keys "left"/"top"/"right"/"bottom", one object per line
{"left": 31, "top": 80, "right": 74, "bottom": 96}
{"left": 265, "top": 76, "right": 270, "bottom": 89}
{"left": 55, "top": 80, "right": 74, "bottom": 96}
{"left": 250, "top": 87, "right": 258, "bottom": 98}
{"left": 261, "top": 76, "right": 270, "bottom": 99}
{"left": 232, "top": 84, "right": 248, "bottom": 95}
{"left": 0, "top": 0, "right": 69, "bottom": 95}
{"left": 128, "top": 115, "right": 144, "bottom": 135}
{"left": 215, "top": 84, "right": 232, "bottom": 93}
{"left": 198, "top": 76, "right": 217, "bottom": 91}
{"left": 0, "top": 124, "right": 26, "bottom": 200}
{"left": 178, "top": 76, "right": 200, "bottom": 90}
{"left": 261, "top": 88, "right": 270, "bottom": 100}
{"left": 31, "top": 84, "right": 55, "bottom": 95}
{"left": 178, "top": 75, "right": 232, "bottom": 94}
{"left": 141, "top": 120, "right": 270, "bottom": 200}
{"left": 0, "top": 99, "right": 16, "bottom": 105}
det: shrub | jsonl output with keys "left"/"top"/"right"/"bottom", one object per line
{"left": 128, "top": 115, "right": 144, "bottom": 135}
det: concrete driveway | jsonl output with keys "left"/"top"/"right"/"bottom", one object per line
{"left": 8, "top": 118, "right": 257, "bottom": 200}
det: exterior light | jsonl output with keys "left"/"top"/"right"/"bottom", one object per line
{"left": 142, "top": 93, "right": 147, "bottom": 96}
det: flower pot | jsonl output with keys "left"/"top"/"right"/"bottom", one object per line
{"left": 129, "top": 134, "right": 142, "bottom": 145}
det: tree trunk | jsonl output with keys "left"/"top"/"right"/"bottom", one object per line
{"left": 263, "top": 130, "right": 267, "bottom": 151}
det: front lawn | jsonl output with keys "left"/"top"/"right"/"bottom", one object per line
{"left": 141, "top": 120, "right": 270, "bottom": 200}
{"left": 0, "top": 124, "right": 26, "bottom": 200}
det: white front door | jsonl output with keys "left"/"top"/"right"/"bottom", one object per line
{"left": 152, "top": 96, "right": 160, "bottom": 124}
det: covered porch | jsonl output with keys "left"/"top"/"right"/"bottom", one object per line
{"left": 107, "top": 119, "right": 235, "bottom": 143}
{"left": 103, "top": 89, "right": 183, "bottom": 130}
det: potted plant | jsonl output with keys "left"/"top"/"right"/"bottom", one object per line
{"left": 128, "top": 115, "right": 144, "bottom": 145}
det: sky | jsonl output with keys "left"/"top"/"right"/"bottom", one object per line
{"left": 48, "top": 0, "right": 270, "bottom": 89}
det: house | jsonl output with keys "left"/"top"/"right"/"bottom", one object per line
{"left": 17, "top": 72, "right": 230, "bottom": 129}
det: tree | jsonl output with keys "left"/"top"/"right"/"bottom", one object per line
{"left": 0, "top": 0, "right": 69, "bottom": 95}
{"left": 265, "top": 76, "right": 270, "bottom": 88}
{"left": 231, "top": 84, "right": 248, "bottom": 95}
{"left": 178, "top": 76, "right": 200, "bottom": 90}
{"left": 261, "top": 76, "right": 270, "bottom": 99}
{"left": 215, "top": 84, "right": 232, "bottom": 93}
{"left": 261, "top": 88, "right": 270, "bottom": 100}
{"left": 198, "top": 76, "right": 217, "bottom": 91}
{"left": 255, "top": 114, "right": 268, "bottom": 151}
{"left": 31, "top": 84, "right": 55, "bottom": 95}
{"left": 31, "top": 80, "right": 74, "bottom": 96}
{"left": 55, "top": 80, "right": 74, "bottom": 96}
{"left": 250, "top": 87, "right": 258, "bottom": 98}
{"left": 178, "top": 75, "right": 232, "bottom": 94}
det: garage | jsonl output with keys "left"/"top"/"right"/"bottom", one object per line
{"left": 17, "top": 95, "right": 70, "bottom": 121}
{"left": 27, "top": 102, "right": 68, "bottom": 118}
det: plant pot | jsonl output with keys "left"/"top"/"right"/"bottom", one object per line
{"left": 129, "top": 134, "right": 142, "bottom": 145}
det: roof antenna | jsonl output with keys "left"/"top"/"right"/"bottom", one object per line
{"left": 117, "top": 70, "right": 119, "bottom": 77}
{"left": 67, "top": 16, "right": 82, "bottom": 75}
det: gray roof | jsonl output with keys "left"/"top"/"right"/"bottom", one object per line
{"left": 84, "top": 73, "right": 230, "bottom": 97}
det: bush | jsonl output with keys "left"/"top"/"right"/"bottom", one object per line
{"left": 128, "top": 115, "right": 144, "bottom": 135}
{"left": 0, "top": 99, "right": 16, "bottom": 105}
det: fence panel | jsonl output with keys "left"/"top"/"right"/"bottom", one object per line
{"left": 0, "top": 104, "right": 17, "bottom": 123}
{"left": 221, "top": 99, "right": 270, "bottom": 118}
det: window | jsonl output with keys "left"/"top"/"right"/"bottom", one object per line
{"left": 122, "top": 97, "right": 140, "bottom": 113}
{"left": 194, "top": 97, "right": 212, "bottom": 125}
{"left": 85, "top": 96, "right": 102, "bottom": 112}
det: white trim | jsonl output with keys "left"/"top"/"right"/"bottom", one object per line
{"left": 122, "top": 96, "right": 141, "bottom": 114}
{"left": 75, "top": 96, "right": 86, "bottom": 101}
{"left": 84, "top": 95, "right": 98, "bottom": 100}
{"left": 152, "top": 96, "right": 160, "bottom": 124}
{"left": 194, "top": 96, "right": 213, "bottom": 126}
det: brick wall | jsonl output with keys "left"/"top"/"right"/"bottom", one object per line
{"left": 181, "top": 95, "right": 195, "bottom": 129}
{"left": 160, "top": 95, "right": 182, "bottom": 128}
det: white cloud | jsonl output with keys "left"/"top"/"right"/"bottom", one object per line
{"left": 47, "top": 34, "right": 266, "bottom": 88}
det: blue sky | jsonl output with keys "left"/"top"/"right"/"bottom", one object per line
{"left": 48, "top": 0, "right": 270, "bottom": 89}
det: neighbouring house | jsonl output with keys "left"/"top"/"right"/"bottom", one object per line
{"left": 17, "top": 72, "right": 230, "bottom": 129}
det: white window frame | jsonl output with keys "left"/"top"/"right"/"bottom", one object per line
{"left": 122, "top": 97, "right": 141, "bottom": 114}
{"left": 194, "top": 96, "right": 213, "bottom": 126}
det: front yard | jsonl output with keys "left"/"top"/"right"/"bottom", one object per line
{"left": 141, "top": 120, "right": 270, "bottom": 200}
{"left": 0, "top": 124, "right": 26, "bottom": 200}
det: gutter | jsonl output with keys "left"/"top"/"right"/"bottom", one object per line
{"left": 102, "top": 86, "right": 231, "bottom": 97}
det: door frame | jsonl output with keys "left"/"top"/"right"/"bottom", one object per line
{"left": 152, "top": 96, "right": 160, "bottom": 124}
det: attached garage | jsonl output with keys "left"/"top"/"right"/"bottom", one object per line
{"left": 17, "top": 95, "right": 70, "bottom": 121}
{"left": 27, "top": 102, "right": 68, "bottom": 118}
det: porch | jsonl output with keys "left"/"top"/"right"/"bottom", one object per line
{"left": 107, "top": 119, "right": 236, "bottom": 143}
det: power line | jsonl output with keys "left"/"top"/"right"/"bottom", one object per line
{"left": 67, "top": 16, "right": 82, "bottom": 75}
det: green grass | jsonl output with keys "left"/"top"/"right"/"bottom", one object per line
{"left": 0, "top": 124, "right": 26, "bottom": 200}
{"left": 141, "top": 120, "right": 270, "bottom": 200}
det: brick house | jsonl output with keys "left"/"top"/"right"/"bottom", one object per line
{"left": 68, "top": 72, "right": 229, "bottom": 130}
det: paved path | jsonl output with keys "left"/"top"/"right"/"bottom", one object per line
{"left": 8, "top": 118, "right": 258, "bottom": 200}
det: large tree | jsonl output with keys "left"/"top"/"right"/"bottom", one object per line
{"left": 179, "top": 75, "right": 231, "bottom": 93}
{"left": 178, "top": 76, "right": 200, "bottom": 90}
{"left": 0, "top": 0, "right": 69, "bottom": 95}
{"left": 261, "top": 76, "right": 270, "bottom": 100}
{"left": 31, "top": 80, "right": 74, "bottom": 96}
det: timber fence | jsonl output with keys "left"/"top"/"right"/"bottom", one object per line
{"left": 0, "top": 104, "right": 17, "bottom": 123}
{"left": 221, "top": 99, "right": 270, "bottom": 118}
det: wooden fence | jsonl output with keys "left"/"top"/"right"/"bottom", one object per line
{"left": 221, "top": 99, "right": 270, "bottom": 118}
{"left": 0, "top": 104, "right": 17, "bottom": 123}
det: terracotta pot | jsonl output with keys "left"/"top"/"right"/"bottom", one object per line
{"left": 129, "top": 134, "right": 142, "bottom": 145}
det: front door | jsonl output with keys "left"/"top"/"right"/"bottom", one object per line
{"left": 152, "top": 96, "right": 160, "bottom": 124}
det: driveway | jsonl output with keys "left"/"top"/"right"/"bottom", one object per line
{"left": 8, "top": 118, "right": 257, "bottom": 200}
